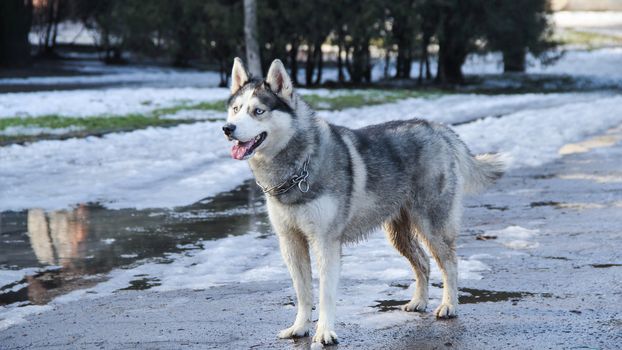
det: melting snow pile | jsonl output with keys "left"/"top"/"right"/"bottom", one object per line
{"left": 3, "top": 92, "right": 622, "bottom": 211}
{"left": 486, "top": 226, "right": 540, "bottom": 250}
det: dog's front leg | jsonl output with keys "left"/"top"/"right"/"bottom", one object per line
{"left": 277, "top": 231, "right": 313, "bottom": 338}
{"left": 312, "top": 238, "right": 341, "bottom": 345}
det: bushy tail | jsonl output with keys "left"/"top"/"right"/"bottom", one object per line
{"left": 461, "top": 153, "right": 505, "bottom": 194}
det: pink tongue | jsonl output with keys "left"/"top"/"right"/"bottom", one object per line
{"left": 231, "top": 140, "right": 254, "bottom": 160}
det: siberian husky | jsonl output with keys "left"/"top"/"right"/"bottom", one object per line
{"left": 222, "top": 58, "right": 503, "bottom": 345}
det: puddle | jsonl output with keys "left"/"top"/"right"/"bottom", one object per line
{"left": 467, "top": 204, "right": 509, "bottom": 211}
{"left": 457, "top": 287, "right": 539, "bottom": 304}
{"left": 529, "top": 201, "right": 617, "bottom": 210}
{"left": 591, "top": 263, "right": 622, "bottom": 268}
{"left": 530, "top": 201, "right": 562, "bottom": 208}
{"left": 372, "top": 286, "right": 552, "bottom": 312}
{"left": 0, "top": 180, "right": 268, "bottom": 306}
{"left": 476, "top": 234, "right": 497, "bottom": 241}
{"left": 543, "top": 256, "right": 570, "bottom": 261}
{"left": 530, "top": 173, "right": 556, "bottom": 180}
{"left": 120, "top": 277, "right": 162, "bottom": 291}
{"left": 373, "top": 299, "right": 410, "bottom": 312}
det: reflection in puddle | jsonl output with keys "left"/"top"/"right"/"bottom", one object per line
{"left": 27, "top": 207, "right": 90, "bottom": 267}
{"left": 0, "top": 181, "right": 268, "bottom": 306}
{"left": 372, "top": 287, "right": 552, "bottom": 312}
{"left": 0, "top": 269, "right": 107, "bottom": 306}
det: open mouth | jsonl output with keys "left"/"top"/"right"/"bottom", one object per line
{"left": 231, "top": 132, "right": 267, "bottom": 160}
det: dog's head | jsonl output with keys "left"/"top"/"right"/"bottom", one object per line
{"left": 223, "top": 58, "right": 297, "bottom": 161}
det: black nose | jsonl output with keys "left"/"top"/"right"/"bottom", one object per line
{"left": 222, "top": 123, "right": 236, "bottom": 136}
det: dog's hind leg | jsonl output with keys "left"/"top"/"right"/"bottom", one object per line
{"left": 384, "top": 207, "right": 430, "bottom": 312}
{"left": 412, "top": 212, "right": 459, "bottom": 319}
{"left": 276, "top": 229, "right": 313, "bottom": 338}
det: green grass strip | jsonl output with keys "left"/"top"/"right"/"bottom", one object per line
{"left": 303, "top": 89, "right": 441, "bottom": 110}
{"left": 0, "top": 89, "right": 443, "bottom": 144}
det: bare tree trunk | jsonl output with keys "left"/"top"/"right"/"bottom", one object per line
{"left": 418, "top": 54, "right": 424, "bottom": 84}
{"left": 502, "top": 48, "right": 526, "bottom": 73}
{"left": 314, "top": 41, "right": 323, "bottom": 85}
{"left": 345, "top": 45, "right": 353, "bottom": 80}
{"left": 436, "top": 15, "right": 467, "bottom": 85}
{"left": 418, "top": 33, "right": 429, "bottom": 84}
{"left": 0, "top": 0, "right": 33, "bottom": 67}
{"left": 437, "top": 45, "right": 466, "bottom": 84}
{"left": 218, "top": 58, "right": 228, "bottom": 87}
{"left": 363, "top": 45, "right": 372, "bottom": 83}
{"left": 424, "top": 46, "right": 432, "bottom": 80}
{"left": 43, "top": 0, "right": 55, "bottom": 53}
{"left": 243, "top": 0, "right": 262, "bottom": 77}
{"left": 289, "top": 40, "right": 299, "bottom": 85}
{"left": 51, "top": 1, "right": 61, "bottom": 52}
{"left": 384, "top": 48, "right": 390, "bottom": 79}
{"left": 337, "top": 41, "right": 345, "bottom": 83}
{"left": 305, "top": 43, "right": 315, "bottom": 86}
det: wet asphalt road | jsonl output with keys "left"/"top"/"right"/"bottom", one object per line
{"left": 1, "top": 127, "right": 622, "bottom": 349}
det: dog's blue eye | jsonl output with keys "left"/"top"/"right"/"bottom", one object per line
{"left": 255, "top": 108, "right": 265, "bottom": 115}
{"left": 232, "top": 106, "right": 239, "bottom": 113}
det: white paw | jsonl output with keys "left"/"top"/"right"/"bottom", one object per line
{"left": 435, "top": 303, "right": 457, "bottom": 319}
{"left": 402, "top": 298, "right": 427, "bottom": 312}
{"left": 312, "top": 326, "right": 338, "bottom": 345}
{"left": 278, "top": 323, "right": 311, "bottom": 339}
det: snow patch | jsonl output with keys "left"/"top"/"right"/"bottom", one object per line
{"left": 5, "top": 92, "right": 622, "bottom": 211}
{"left": 0, "top": 125, "right": 84, "bottom": 136}
{"left": 0, "top": 304, "right": 52, "bottom": 331}
{"left": 0, "top": 268, "right": 41, "bottom": 288}
{"left": 0, "top": 87, "right": 335, "bottom": 120}
{"left": 0, "top": 121, "right": 250, "bottom": 210}
{"left": 319, "top": 92, "right": 601, "bottom": 127}
{"left": 0, "top": 87, "right": 229, "bottom": 118}
{"left": 455, "top": 95, "right": 622, "bottom": 169}
{"left": 486, "top": 226, "right": 540, "bottom": 250}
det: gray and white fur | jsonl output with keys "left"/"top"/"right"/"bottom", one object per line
{"left": 223, "top": 58, "right": 504, "bottom": 345}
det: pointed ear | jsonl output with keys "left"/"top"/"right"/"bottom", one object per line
{"left": 266, "top": 59, "right": 293, "bottom": 100}
{"left": 231, "top": 57, "right": 249, "bottom": 94}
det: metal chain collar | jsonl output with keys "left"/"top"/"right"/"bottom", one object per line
{"left": 256, "top": 156, "right": 310, "bottom": 196}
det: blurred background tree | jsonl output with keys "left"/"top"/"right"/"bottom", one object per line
{"left": 484, "top": 0, "right": 556, "bottom": 73}
{"left": 0, "top": 0, "right": 33, "bottom": 67}
{"left": 432, "top": 0, "right": 487, "bottom": 84}
{"left": 0, "top": 0, "right": 556, "bottom": 85}
{"left": 32, "top": 0, "right": 68, "bottom": 57}
{"left": 387, "top": 0, "right": 419, "bottom": 79}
